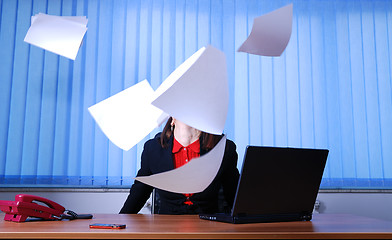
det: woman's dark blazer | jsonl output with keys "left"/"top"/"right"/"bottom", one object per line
{"left": 119, "top": 132, "right": 240, "bottom": 214}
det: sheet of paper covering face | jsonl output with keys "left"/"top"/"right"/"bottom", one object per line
{"left": 151, "top": 45, "right": 228, "bottom": 135}
{"left": 88, "top": 80, "right": 169, "bottom": 151}
{"left": 24, "top": 13, "right": 88, "bottom": 60}
{"left": 237, "top": 3, "right": 293, "bottom": 56}
{"left": 135, "top": 135, "right": 227, "bottom": 194}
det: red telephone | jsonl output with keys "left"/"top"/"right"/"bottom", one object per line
{"left": 0, "top": 194, "right": 92, "bottom": 222}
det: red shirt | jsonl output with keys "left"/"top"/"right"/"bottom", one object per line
{"left": 172, "top": 137, "right": 200, "bottom": 205}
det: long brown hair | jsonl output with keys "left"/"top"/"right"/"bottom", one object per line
{"left": 160, "top": 117, "right": 222, "bottom": 151}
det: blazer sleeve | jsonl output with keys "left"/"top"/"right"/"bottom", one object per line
{"left": 119, "top": 140, "right": 154, "bottom": 214}
{"left": 221, "top": 139, "right": 240, "bottom": 208}
{"left": 222, "top": 140, "right": 240, "bottom": 207}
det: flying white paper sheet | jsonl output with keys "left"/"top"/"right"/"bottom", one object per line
{"left": 88, "top": 80, "right": 169, "bottom": 151}
{"left": 135, "top": 135, "right": 227, "bottom": 194}
{"left": 151, "top": 45, "right": 229, "bottom": 135}
{"left": 237, "top": 3, "right": 293, "bottom": 56}
{"left": 24, "top": 13, "right": 88, "bottom": 60}
{"left": 31, "top": 13, "right": 88, "bottom": 26}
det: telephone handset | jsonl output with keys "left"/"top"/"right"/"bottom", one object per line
{"left": 0, "top": 194, "right": 92, "bottom": 222}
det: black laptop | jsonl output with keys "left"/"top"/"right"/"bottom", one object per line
{"left": 199, "top": 146, "right": 328, "bottom": 224}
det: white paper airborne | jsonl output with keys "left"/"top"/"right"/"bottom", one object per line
{"left": 24, "top": 13, "right": 88, "bottom": 60}
{"left": 88, "top": 80, "right": 169, "bottom": 151}
{"left": 237, "top": 4, "right": 293, "bottom": 56}
{"left": 89, "top": 45, "right": 228, "bottom": 151}
{"left": 88, "top": 46, "right": 230, "bottom": 193}
{"left": 135, "top": 135, "right": 227, "bottom": 194}
{"left": 152, "top": 45, "right": 228, "bottom": 135}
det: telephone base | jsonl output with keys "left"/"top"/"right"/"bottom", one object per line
{"left": 4, "top": 213, "right": 28, "bottom": 222}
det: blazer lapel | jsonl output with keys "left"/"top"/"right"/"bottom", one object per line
{"left": 161, "top": 135, "right": 175, "bottom": 171}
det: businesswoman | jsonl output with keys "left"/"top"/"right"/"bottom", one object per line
{"left": 120, "top": 117, "right": 240, "bottom": 214}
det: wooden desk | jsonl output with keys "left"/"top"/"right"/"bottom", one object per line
{"left": 0, "top": 213, "right": 392, "bottom": 239}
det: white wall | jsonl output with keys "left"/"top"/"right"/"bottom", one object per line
{"left": 1, "top": 189, "right": 391, "bottom": 221}
{"left": 316, "top": 191, "right": 392, "bottom": 221}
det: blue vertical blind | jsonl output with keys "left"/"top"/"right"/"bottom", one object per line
{"left": 0, "top": 0, "right": 391, "bottom": 188}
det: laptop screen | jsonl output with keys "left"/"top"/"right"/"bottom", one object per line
{"left": 231, "top": 146, "right": 328, "bottom": 217}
